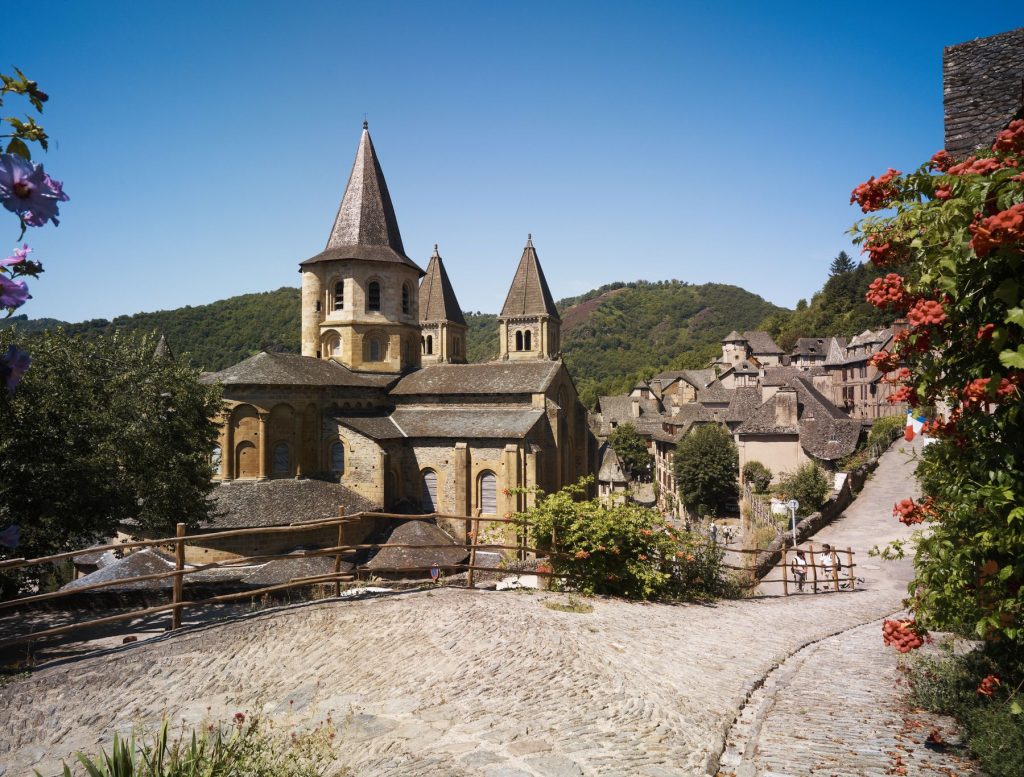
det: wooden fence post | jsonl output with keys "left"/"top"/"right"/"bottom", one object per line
{"left": 171, "top": 522, "right": 185, "bottom": 630}
{"left": 847, "top": 547, "right": 855, "bottom": 591}
{"left": 808, "top": 541, "right": 818, "bottom": 594}
{"left": 781, "top": 547, "right": 788, "bottom": 597}
{"left": 467, "top": 509, "right": 480, "bottom": 590}
{"left": 831, "top": 549, "right": 841, "bottom": 592}
{"left": 334, "top": 507, "right": 345, "bottom": 598}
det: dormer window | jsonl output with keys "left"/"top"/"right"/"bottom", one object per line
{"left": 368, "top": 281, "right": 381, "bottom": 311}
{"left": 334, "top": 282, "right": 344, "bottom": 311}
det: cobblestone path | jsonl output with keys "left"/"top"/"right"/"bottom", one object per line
{"left": 0, "top": 441, "right": 976, "bottom": 776}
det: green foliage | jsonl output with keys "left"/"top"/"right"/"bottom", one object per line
{"left": 908, "top": 647, "right": 1024, "bottom": 777}
{"left": 673, "top": 425, "right": 739, "bottom": 516}
{"left": 829, "top": 250, "right": 857, "bottom": 276}
{"left": 849, "top": 136, "right": 1024, "bottom": 652}
{"left": 45, "top": 717, "right": 334, "bottom": 777}
{"left": 522, "top": 479, "right": 733, "bottom": 600}
{"left": 607, "top": 423, "right": 652, "bottom": 480}
{"left": 775, "top": 463, "right": 830, "bottom": 518}
{"left": 759, "top": 260, "right": 895, "bottom": 352}
{"left": 0, "top": 329, "right": 222, "bottom": 596}
{"left": 741, "top": 461, "right": 773, "bottom": 493}
{"left": 463, "top": 311, "right": 499, "bottom": 363}
{"left": 867, "top": 414, "right": 904, "bottom": 448}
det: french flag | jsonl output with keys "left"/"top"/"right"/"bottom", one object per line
{"left": 905, "top": 410, "right": 926, "bottom": 441}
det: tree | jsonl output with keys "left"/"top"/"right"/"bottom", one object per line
{"left": 673, "top": 424, "right": 738, "bottom": 516}
{"left": 776, "top": 463, "right": 830, "bottom": 518}
{"left": 851, "top": 121, "right": 1024, "bottom": 654}
{"left": 0, "top": 329, "right": 223, "bottom": 594}
{"left": 742, "top": 461, "right": 773, "bottom": 493}
{"left": 607, "top": 422, "right": 652, "bottom": 480}
{"left": 829, "top": 250, "right": 857, "bottom": 276}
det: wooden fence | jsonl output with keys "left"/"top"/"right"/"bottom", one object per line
{"left": 741, "top": 484, "right": 779, "bottom": 532}
{"left": 0, "top": 509, "right": 572, "bottom": 651}
{"left": 722, "top": 543, "right": 857, "bottom": 595}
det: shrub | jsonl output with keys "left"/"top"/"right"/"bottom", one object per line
{"left": 673, "top": 424, "right": 739, "bottom": 516}
{"left": 776, "top": 463, "right": 831, "bottom": 518}
{"left": 742, "top": 461, "right": 773, "bottom": 493}
{"left": 522, "top": 479, "right": 736, "bottom": 600}
{"left": 867, "top": 414, "right": 904, "bottom": 448}
{"left": 909, "top": 647, "right": 1024, "bottom": 777}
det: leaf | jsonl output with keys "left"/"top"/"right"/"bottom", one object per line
{"left": 1012, "top": 701, "right": 1022, "bottom": 715}
{"left": 995, "top": 279, "right": 1020, "bottom": 307}
{"left": 1005, "top": 307, "right": 1024, "bottom": 327}
{"left": 5, "top": 136, "right": 29, "bottom": 160}
{"left": 998, "top": 346, "right": 1024, "bottom": 370}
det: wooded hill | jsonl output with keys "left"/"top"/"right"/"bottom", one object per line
{"left": 1, "top": 256, "right": 895, "bottom": 408}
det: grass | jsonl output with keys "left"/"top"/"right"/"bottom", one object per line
{"left": 543, "top": 594, "right": 594, "bottom": 614}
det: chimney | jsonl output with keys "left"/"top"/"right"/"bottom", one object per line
{"left": 892, "top": 318, "right": 909, "bottom": 337}
{"left": 631, "top": 398, "right": 640, "bottom": 418}
{"left": 775, "top": 387, "right": 798, "bottom": 427}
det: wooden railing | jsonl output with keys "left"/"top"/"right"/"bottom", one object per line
{"left": 0, "top": 509, "right": 572, "bottom": 651}
{"left": 721, "top": 544, "right": 857, "bottom": 595}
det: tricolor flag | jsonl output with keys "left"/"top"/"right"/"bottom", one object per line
{"left": 905, "top": 410, "right": 926, "bottom": 441}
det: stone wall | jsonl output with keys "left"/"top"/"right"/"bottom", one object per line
{"left": 944, "top": 27, "right": 1024, "bottom": 158}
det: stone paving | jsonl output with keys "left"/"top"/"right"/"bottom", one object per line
{"left": 0, "top": 440, "right": 978, "bottom": 776}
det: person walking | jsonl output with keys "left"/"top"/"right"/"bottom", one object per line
{"left": 709, "top": 521, "right": 718, "bottom": 544}
{"left": 790, "top": 549, "right": 808, "bottom": 592}
{"left": 819, "top": 544, "right": 840, "bottom": 590}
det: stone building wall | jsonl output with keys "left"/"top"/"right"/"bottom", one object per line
{"left": 944, "top": 27, "right": 1024, "bottom": 158}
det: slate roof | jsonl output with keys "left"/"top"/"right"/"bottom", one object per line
{"left": 364, "top": 520, "right": 468, "bottom": 572}
{"left": 735, "top": 376, "right": 859, "bottom": 460}
{"left": 499, "top": 237, "right": 560, "bottom": 320}
{"left": 208, "top": 479, "right": 379, "bottom": 529}
{"left": 824, "top": 337, "right": 849, "bottom": 367}
{"left": 391, "top": 361, "right": 561, "bottom": 396}
{"left": 301, "top": 124, "right": 423, "bottom": 274}
{"left": 696, "top": 379, "right": 732, "bottom": 404}
{"left": 743, "top": 331, "right": 784, "bottom": 355}
{"left": 597, "top": 444, "right": 629, "bottom": 483}
{"left": 722, "top": 330, "right": 745, "bottom": 343}
{"left": 341, "top": 407, "right": 544, "bottom": 440}
{"left": 723, "top": 387, "right": 763, "bottom": 424}
{"left": 792, "top": 338, "right": 828, "bottom": 357}
{"left": 200, "top": 351, "right": 396, "bottom": 388}
{"left": 72, "top": 545, "right": 117, "bottom": 568}
{"left": 762, "top": 365, "right": 826, "bottom": 386}
{"left": 241, "top": 551, "right": 353, "bottom": 587}
{"left": 419, "top": 246, "right": 466, "bottom": 325}
{"left": 62, "top": 549, "right": 176, "bottom": 592}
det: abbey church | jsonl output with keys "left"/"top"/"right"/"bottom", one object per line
{"left": 203, "top": 124, "right": 593, "bottom": 524}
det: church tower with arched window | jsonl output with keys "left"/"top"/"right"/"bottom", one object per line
{"left": 419, "top": 245, "right": 468, "bottom": 365}
{"left": 300, "top": 122, "right": 424, "bottom": 372}
{"left": 498, "top": 235, "right": 561, "bottom": 360}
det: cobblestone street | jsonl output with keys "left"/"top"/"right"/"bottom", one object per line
{"left": 0, "top": 441, "right": 977, "bottom": 776}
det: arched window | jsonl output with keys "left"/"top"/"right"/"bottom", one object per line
{"left": 332, "top": 336, "right": 342, "bottom": 357}
{"left": 453, "top": 336, "right": 460, "bottom": 356}
{"left": 272, "top": 443, "right": 290, "bottom": 476}
{"left": 425, "top": 335, "right": 433, "bottom": 355}
{"left": 368, "top": 281, "right": 381, "bottom": 311}
{"left": 366, "top": 336, "right": 385, "bottom": 362}
{"left": 524, "top": 330, "right": 532, "bottom": 351}
{"left": 330, "top": 442, "right": 345, "bottom": 477}
{"left": 421, "top": 469, "right": 438, "bottom": 512}
{"left": 478, "top": 470, "right": 497, "bottom": 515}
{"left": 515, "top": 331, "right": 524, "bottom": 351}
{"left": 334, "top": 281, "right": 344, "bottom": 311}
{"left": 402, "top": 283, "right": 411, "bottom": 314}
{"left": 211, "top": 445, "right": 222, "bottom": 475}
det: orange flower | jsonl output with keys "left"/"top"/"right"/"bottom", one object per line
{"left": 977, "top": 674, "right": 1001, "bottom": 697}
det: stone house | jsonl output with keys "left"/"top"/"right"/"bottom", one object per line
{"left": 822, "top": 327, "right": 907, "bottom": 421}
{"left": 199, "top": 124, "right": 594, "bottom": 553}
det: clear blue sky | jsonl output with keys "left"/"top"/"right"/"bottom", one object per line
{"left": 10, "top": 1, "right": 1024, "bottom": 322}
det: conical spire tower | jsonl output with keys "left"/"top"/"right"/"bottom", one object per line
{"left": 299, "top": 124, "right": 424, "bottom": 373}
{"left": 498, "top": 235, "right": 561, "bottom": 360}
{"left": 419, "top": 245, "right": 468, "bottom": 364}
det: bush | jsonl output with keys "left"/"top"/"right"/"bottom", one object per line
{"left": 776, "top": 463, "right": 831, "bottom": 518}
{"left": 673, "top": 425, "right": 739, "bottom": 516}
{"left": 867, "top": 414, "right": 904, "bottom": 448}
{"left": 742, "top": 461, "right": 773, "bottom": 493}
{"left": 909, "top": 648, "right": 1024, "bottom": 777}
{"left": 45, "top": 716, "right": 334, "bottom": 777}
{"left": 523, "top": 479, "right": 737, "bottom": 600}
{"left": 607, "top": 422, "right": 653, "bottom": 480}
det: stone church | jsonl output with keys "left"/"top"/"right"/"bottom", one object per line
{"left": 203, "top": 124, "right": 593, "bottom": 529}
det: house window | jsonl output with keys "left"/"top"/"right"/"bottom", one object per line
{"left": 515, "top": 331, "right": 523, "bottom": 351}
{"left": 524, "top": 330, "right": 532, "bottom": 350}
{"left": 421, "top": 469, "right": 438, "bottom": 512}
{"left": 478, "top": 470, "right": 497, "bottom": 515}
{"left": 272, "top": 443, "right": 290, "bottom": 476}
{"left": 330, "top": 442, "right": 345, "bottom": 477}
{"left": 334, "top": 282, "right": 344, "bottom": 311}
{"left": 368, "top": 281, "right": 381, "bottom": 311}
{"left": 402, "top": 283, "right": 411, "bottom": 314}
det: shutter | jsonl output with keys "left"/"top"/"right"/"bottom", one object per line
{"left": 421, "top": 470, "right": 437, "bottom": 511}
{"left": 480, "top": 472, "right": 497, "bottom": 515}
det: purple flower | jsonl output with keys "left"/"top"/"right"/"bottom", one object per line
{"left": 0, "top": 344, "right": 31, "bottom": 394}
{"left": 0, "top": 154, "right": 69, "bottom": 227}
{"left": 0, "top": 244, "right": 32, "bottom": 268}
{"left": 0, "top": 274, "right": 30, "bottom": 309}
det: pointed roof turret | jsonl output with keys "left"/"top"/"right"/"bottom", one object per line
{"left": 301, "top": 123, "right": 424, "bottom": 274}
{"left": 420, "top": 245, "right": 466, "bottom": 325}
{"left": 153, "top": 334, "right": 173, "bottom": 360}
{"left": 500, "top": 235, "right": 559, "bottom": 319}
{"left": 722, "top": 330, "right": 746, "bottom": 343}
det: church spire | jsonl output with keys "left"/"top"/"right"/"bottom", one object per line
{"left": 500, "top": 234, "right": 560, "bottom": 319}
{"left": 419, "top": 245, "right": 468, "bottom": 364}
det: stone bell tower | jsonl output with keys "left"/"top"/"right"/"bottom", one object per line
{"left": 498, "top": 235, "right": 561, "bottom": 360}
{"left": 419, "top": 245, "right": 468, "bottom": 365}
{"left": 299, "top": 122, "right": 424, "bottom": 373}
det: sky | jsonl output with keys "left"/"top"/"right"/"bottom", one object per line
{"left": 9, "top": 1, "right": 1024, "bottom": 322}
